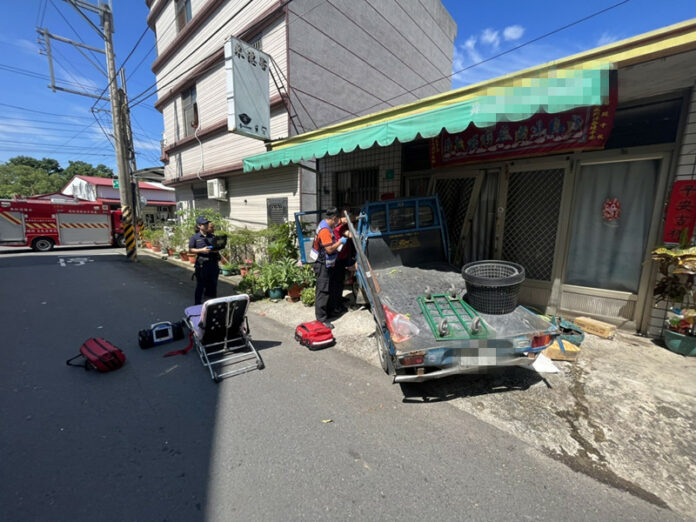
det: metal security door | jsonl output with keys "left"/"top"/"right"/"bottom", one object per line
{"left": 430, "top": 171, "right": 483, "bottom": 266}
{"left": 497, "top": 166, "right": 566, "bottom": 310}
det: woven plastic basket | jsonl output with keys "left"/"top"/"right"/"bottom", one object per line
{"left": 462, "top": 260, "right": 525, "bottom": 314}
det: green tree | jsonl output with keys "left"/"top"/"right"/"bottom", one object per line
{"left": 7, "top": 156, "right": 63, "bottom": 175}
{"left": 63, "top": 160, "right": 114, "bottom": 179}
{"left": 0, "top": 164, "right": 65, "bottom": 198}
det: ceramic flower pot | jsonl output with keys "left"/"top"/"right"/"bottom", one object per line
{"left": 663, "top": 329, "right": 696, "bottom": 356}
{"left": 179, "top": 252, "right": 189, "bottom": 262}
{"left": 268, "top": 287, "right": 284, "bottom": 300}
{"left": 288, "top": 284, "right": 303, "bottom": 299}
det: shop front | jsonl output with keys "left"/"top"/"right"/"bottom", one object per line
{"left": 243, "top": 20, "right": 696, "bottom": 334}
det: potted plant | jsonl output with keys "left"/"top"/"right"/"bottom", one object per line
{"left": 141, "top": 228, "right": 154, "bottom": 249}
{"left": 150, "top": 229, "right": 164, "bottom": 252}
{"left": 240, "top": 258, "right": 253, "bottom": 276}
{"left": 258, "top": 262, "right": 285, "bottom": 299}
{"left": 221, "top": 263, "right": 235, "bottom": 276}
{"left": 172, "top": 224, "right": 189, "bottom": 261}
{"left": 287, "top": 263, "right": 315, "bottom": 300}
{"left": 652, "top": 244, "right": 696, "bottom": 356}
{"left": 300, "top": 286, "right": 316, "bottom": 307}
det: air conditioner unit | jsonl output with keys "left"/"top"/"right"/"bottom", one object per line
{"left": 206, "top": 178, "right": 227, "bottom": 200}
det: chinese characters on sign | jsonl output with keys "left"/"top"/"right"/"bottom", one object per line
{"left": 430, "top": 83, "right": 617, "bottom": 167}
{"left": 663, "top": 181, "right": 696, "bottom": 244}
{"left": 224, "top": 37, "right": 271, "bottom": 140}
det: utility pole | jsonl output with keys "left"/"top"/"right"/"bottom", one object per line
{"left": 102, "top": 5, "right": 136, "bottom": 260}
{"left": 120, "top": 68, "right": 143, "bottom": 230}
{"left": 38, "top": 0, "right": 137, "bottom": 260}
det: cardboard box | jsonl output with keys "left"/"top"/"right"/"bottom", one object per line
{"left": 544, "top": 339, "right": 580, "bottom": 362}
{"left": 574, "top": 316, "right": 616, "bottom": 339}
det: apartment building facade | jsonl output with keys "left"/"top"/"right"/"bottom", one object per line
{"left": 147, "top": 0, "right": 457, "bottom": 228}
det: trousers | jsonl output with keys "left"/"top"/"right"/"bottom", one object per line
{"left": 195, "top": 258, "right": 219, "bottom": 305}
{"left": 314, "top": 262, "right": 338, "bottom": 323}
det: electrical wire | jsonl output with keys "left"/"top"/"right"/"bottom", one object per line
{"left": 319, "top": 0, "right": 633, "bottom": 128}
{"left": 128, "top": 0, "right": 269, "bottom": 107}
{"left": 0, "top": 63, "right": 99, "bottom": 91}
{"left": 48, "top": 0, "right": 104, "bottom": 68}
{"left": 36, "top": 0, "right": 48, "bottom": 28}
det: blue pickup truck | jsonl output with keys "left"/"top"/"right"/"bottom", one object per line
{"left": 296, "top": 196, "right": 558, "bottom": 383}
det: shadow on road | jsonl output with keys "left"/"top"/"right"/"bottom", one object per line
{"left": 251, "top": 339, "right": 282, "bottom": 351}
{"left": 399, "top": 367, "right": 545, "bottom": 403}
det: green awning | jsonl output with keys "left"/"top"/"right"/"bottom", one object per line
{"left": 243, "top": 68, "right": 612, "bottom": 173}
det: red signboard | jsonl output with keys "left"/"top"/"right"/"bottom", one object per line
{"left": 663, "top": 181, "right": 696, "bottom": 244}
{"left": 430, "top": 83, "right": 617, "bottom": 167}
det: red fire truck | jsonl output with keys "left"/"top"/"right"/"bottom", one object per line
{"left": 0, "top": 198, "right": 125, "bottom": 251}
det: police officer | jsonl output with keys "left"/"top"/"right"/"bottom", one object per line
{"left": 312, "top": 208, "right": 347, "bottom": 329}
{"left": 189, "top": 216, "right": 220, "bottom": 305}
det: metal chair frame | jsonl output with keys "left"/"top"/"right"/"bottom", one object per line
{"left": 184, "top": 295, "right": 264, "bottom": 382}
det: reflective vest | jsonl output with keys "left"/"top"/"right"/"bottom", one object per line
{"left": 311, "top": 220, "right": 337, "bottom": 268}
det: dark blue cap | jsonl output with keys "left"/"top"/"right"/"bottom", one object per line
{"left": 196, "top": 216, "right": 210, "bottom": 226}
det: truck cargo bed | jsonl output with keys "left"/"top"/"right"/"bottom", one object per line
{"left": 374, "top": 263, "right": 552, "bottom": 353}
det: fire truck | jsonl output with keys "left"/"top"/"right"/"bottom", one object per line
{"left": 0, "top": 198, "right": 125, "bottom": 251}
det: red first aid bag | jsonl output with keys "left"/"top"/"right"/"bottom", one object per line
{"left": 66, "top": 338, "right": 126, "bottom": 372}
{"left": 295, "top": 321, "right": 335, "bottom": 350}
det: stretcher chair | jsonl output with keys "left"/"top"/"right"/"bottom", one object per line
{"left": 183, "top": 294, "right": 264, "bottom": 382}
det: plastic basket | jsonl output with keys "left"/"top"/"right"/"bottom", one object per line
{"left": 462, "top": 261, "right": 525, "bottom": 314}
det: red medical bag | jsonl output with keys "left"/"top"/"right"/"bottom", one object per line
{"left": 66, "top": 338, "right": 126, "bottom": 372}
{"left": 294, "top": 321, "right": 335, "bottom": 350}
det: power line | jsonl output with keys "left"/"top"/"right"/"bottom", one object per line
{"left": 0, "top": 148, "right": 113, "bottom": 157}
{"left": 0, "top": 102, "right": 95, "bottom": 119}
{"left": 128, "top": 0, "right": 263, "bottom": 106}
{"left": 319, "top": 0, "right": 633, "bottom": 128}
{"left": 128, "top": 0, "right": 333, "bottom": 111}
{"left": 48, "top": 0, "right": 104, "bottom": 68}
{"left": 0, "top": 63, "right": 99, "bottom": 91}
{"left": 90, "top": 23, "right": 152, "bottom": 111}
{"left": 36, "top": 0, "right": 49, "bottom": 28}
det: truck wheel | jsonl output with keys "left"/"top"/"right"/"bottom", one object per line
{"left": 31, "top": 237, "right": 55, "bottom": 252}
{"left": 115, "top": 235, "right": 126, "bottom": 248}
{"left": 375, "top": 326, "right": 393, "bottom": 375}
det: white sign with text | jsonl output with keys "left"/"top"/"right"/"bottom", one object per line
{"left": 224, "top": 37, "right": 271, "bottom": 141}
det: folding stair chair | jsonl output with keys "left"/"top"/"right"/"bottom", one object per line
{"left": 183, "top": 294, "right": 264, "bottom": 382}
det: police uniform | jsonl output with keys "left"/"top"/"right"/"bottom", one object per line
{"left": 189, "top": 230, "right": 220, "bottom": 305}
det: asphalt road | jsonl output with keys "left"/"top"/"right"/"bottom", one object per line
{"left": 0, "top": 247, "right": 684, "bottom": 521}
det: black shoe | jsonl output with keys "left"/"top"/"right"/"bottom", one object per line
{"left": 322, "top": 321, "right": 335, "bottom": 329}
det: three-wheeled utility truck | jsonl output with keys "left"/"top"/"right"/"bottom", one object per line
{"left": 296, "top": 196, "right": 558, "bottom": 383}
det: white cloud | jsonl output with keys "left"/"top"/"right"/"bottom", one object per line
{"left": 451, "top": 41, "right": 571, "bottom": 88}
{"left": 462, "top": 35, "right": 482, "bottom": 63}
{"left": 503, "top": 25, "right": 525, "bottom": 41}
{"left": 596, "top": 32, "right": 619, "bottom": 47}
{"left": 481, "top": 28, "right": 500, "bottom": 48}
{"left": 14, "top": 38, "right": 40, "bottom": 54}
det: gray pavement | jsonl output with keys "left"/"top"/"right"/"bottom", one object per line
{"left": 0, "top": 247, "right": 686, "bottom": 521}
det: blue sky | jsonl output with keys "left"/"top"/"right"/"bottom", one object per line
{"left": 0, "top": 0, "right": 694, "bottom": 172}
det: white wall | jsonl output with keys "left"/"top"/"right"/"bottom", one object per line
{"left": 226, "top": 165, "right": 300, "bottom": 230}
